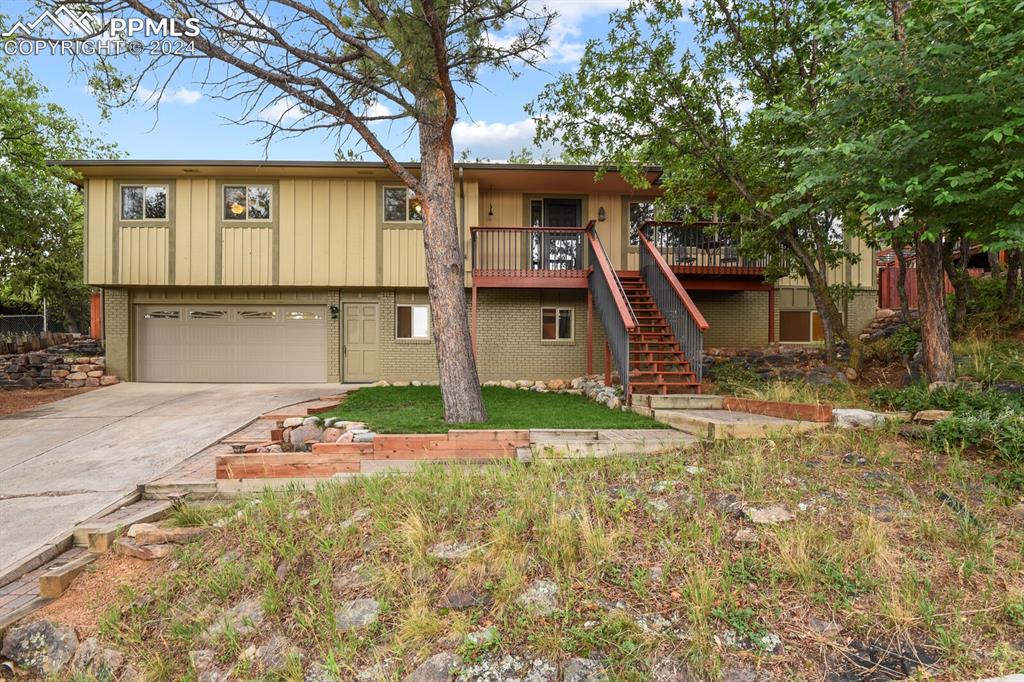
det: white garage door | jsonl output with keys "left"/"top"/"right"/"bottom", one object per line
{"left": 136, "top": 304, "right": 327, "bottom": 382}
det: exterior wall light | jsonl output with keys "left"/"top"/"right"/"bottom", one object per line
{"left": 598, "top": 206, "right": 607, "bottom": 221}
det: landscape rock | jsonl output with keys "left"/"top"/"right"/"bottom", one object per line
{"left": 649, "top": 657, "right": 699, "bottom": 681}
{"left": 113, "top": 537, "right": 173, "bottom": 560}
{"left": 251, "top": 633, "right": 299, "bottom": 670}
{"left": 321, "top": 427, "right": 343, "bottom": 442}
{"left": 70, "top": 636, "right": 125, "bottom": 680}
{"left": 913, "top": 409, "right": 953, "bottom": 424}
{"left": 134, "top": 526, "right": 208, "bottom": 545}
{"left": 1, "top": 620, "right": 79, "bottom": 676}
{"left": 290, "top": 423, "right": 324, "bottom": 449}
{"left": 500, "top": 379, "right": 516, "bottom": 389}
{"left": 437, "top": 588, "right": 491, "bottom": 610}
{"left": 353, "top": 431, "right": 376, "bottom": 443}
{"left": 126, "top": 522, "right": 159, "bottom": 538}
{"left": 733, "top": 528, "right": 759, "bottom": 545}
{"left": 563, "top": 657, "right": 607, "bottom": 681}
{"left": 841, "top": 452, "right": 869, "bottom": 466}
{"left": 456, "top": 655, "right": 557, "bottom": 681}
{"left": 721, "top": 665, "right": 774, "bottom": 682}
{"left": 428, "top": 541, "right": 483, "bottom": 562}
{"left": 405, "top": 652, "right": 461, "bottom": 682}
{"left": 464, "top": 626, "right": 498, "bottom": 646}
{"left": 305, "top": 662, "right": 339, "bottom": 682}
{"left": 807, "top": 616, "right": 842, "bottom": 637}
{"left": 206, "top": 597, "right": 265, "bottom": 637}
{"left": 517, "top": 579, "right": 559, "bottom": 616}
{"left": 282, "top": 417, "right": 304, "bottom": 428}
{"left": 744, "top": 504, "right": 795, "bottom": 525}
{"left": 189, "top": 649, "right": 230, "bottom": 682}
{"left": 335, "top": 598, "right": 380, "bottom": 632}
{"left": 833, "top": 408, "right": 891, "bottom": 429}
{"left": 720, "top": 628, "right": 782, "bottom": 653}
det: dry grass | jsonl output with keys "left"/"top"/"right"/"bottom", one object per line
{"left": 34, "top": 429, "right": 1024, "bottom": 680}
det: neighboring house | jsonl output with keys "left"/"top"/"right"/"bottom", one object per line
{"left": 65, "top": 160, "right": 877, "bottom": 394}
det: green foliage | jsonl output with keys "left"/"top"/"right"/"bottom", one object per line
{"left": 708, "top": 363, "right": 764, "bottom": 394}
{"left": 0, "top": 52, "right": 116, "bottom": 329}
{"left": 891, "top": 326, "right": 922, "bottom": 357}
{"left": 930, "top": 411, "right": 1024, "bottom": 463}
{"left": 870, "top": 385, "right": 1024, "bottom": 415}
{"left": 322, "top": 385, "right": 662, "bottom": 433}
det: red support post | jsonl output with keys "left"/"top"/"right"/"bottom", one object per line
{"left": 604, "top": 340, "right": 611, "bottom": 386}
{"left": 768, "top": 286, "right": 776, "bottom": 344}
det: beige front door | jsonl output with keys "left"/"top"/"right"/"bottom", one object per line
{"left": 343, "top": 303, "right": 379, "bottom": 382}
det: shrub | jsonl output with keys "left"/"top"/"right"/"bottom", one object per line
{"left": 708, "top": 362, "right": 764, "bottom": 394}
{"left": 929, "top": 410, "right": 1024, "bottom": 462}
{"left": 870, "top": 385, "right": 1024, "bottom": 415}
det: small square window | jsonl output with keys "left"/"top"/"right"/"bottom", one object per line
{"left": 383, "top": 186, "right": 422, "bottom": 223}
{"left": 121, "top": 185, "right": 167, "bottom": 221}
{"left": 396, "top": 304, "right": 429, "bottom": 339}
{"left": 224, "top": 184, "right": 272, "bottom": 221}
{"left": 541, "top": 307, "right": 573, "bottom": 341}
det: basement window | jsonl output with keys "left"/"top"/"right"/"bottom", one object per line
{"left": 224, "top": 184, "right": 272, "bottom": 221}
{"left": 541, "top": 307, "right": 573, "bottom": 341}
{"left": 121, "top": 184, "right": 168, "bottom": 221}
{"left": 396, "top": 304, "right": 429, "bottom": 339}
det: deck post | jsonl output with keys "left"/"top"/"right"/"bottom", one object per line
{"left": 471, "top": 285, "right": 478, "bottom": 357}
{"left": 767, "top": 286, "right": 776, "bottom": 344}
{"left": 587, "top": 288, "right": 593, "bottom": 374}
{"left": 604, "top": 339, "right": 611, "bottom": 386}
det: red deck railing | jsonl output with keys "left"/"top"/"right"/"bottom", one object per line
{"left": 471, "top": 224, "right": 590, "bottom": 288}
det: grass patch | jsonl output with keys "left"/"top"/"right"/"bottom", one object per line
{"left": 321, "top": 385, "right": 663, "bottom": 433}
{"left": 81, "top": 429, "right": 1023, "bottom": 680}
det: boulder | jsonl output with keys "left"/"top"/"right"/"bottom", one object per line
{"left": 67, "top": 372, "right": 88, "bottom": 381}
{"left": 499, "top": 379, "right": 516, "bottom": 389}
{"left": 832, "top": 408, "right": 890, "bottom": 429}
{"left": 353, "top": 431, "right": 375, "bottom": 443}
{"left": 282, "top": 417, "right": 304, "bottom": 428}
{"left": 335, "top": 598, "right": 380, "bottom": 632}
{"left": 321, "top": 427, "right": 343, "bottom": 442}
{"left": 405, "top": 652, "right": 461, "bottom": 682}
{"left": 744, "top": 504, "right": 795, "bottom": 525}
{"left": 1, "top": 621, "right": 79, "bottom": 676}
{"left": 733, "top": 528, "right": 758, "bottom": 545}
{"left": 517, "top": 579, "right": 559, "bottom": 616}
{"left": 290, "top": 424, "right": 324, "bottom": 449}
{"left": 126, "top": 522, "right": 160, "bottom": 538}
{"left": 99, "top": 375, "right": 120, "bottom": 386}
{"left": 113, "top": 538, "right": 173, "bottom": 560}
{"left": 564, "top": 658, "right": 607, "bottom": 682}
{"left": 913, "top": 409, "right": 953, "bottom": 424}
{"left": 71, "top": 636, "right": 124, "bottom": 680}
{"left": 649, "top": 657, "right": 698, "bottom": 682}
{"left": 134, "top": 526, "right": 208, "bottom": 545}
{"left": 206, "top": 597, "right": 265, "bottom": 637}
{"left": 85, "top": 377, "right": 101, "bottom": 387}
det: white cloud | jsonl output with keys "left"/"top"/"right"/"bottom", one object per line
{"left": 453, "top": 117, "right": 556, "bottom": 160}
{"left": 134, "top": 85, "right": 202, "bottom": 105}
{"left": 257, "top": 97, "right": 304, "bottom": 123}
{"left": 488, "top": 0, "right": 630, "bottom": 64}
{"left": 364, "top": 102, "right": 394, "bottom": 119}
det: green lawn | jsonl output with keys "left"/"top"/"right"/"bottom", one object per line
{"left": 321, "top": 385, "right": 663, "bottom": 433}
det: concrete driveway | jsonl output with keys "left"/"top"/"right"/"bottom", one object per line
{"left": 0, "top": 383, "right": 339, "bottom": 579}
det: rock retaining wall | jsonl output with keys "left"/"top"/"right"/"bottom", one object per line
{"left": 703, "top": 346, "right": 850, "bottom": 385}
{"left": 0, "top": 338, "right": 119, "bottom": 390}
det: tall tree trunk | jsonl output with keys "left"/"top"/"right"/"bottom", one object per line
{"left": 915, "top": 234, "right": 956, "bottom": 383}
{"left": 418, "top": 118, "right": 487, "bottom": 423}
{"left": 780, "top": 228, "right": 863, "bottom": 369}
{"left": 1004, "top": 249, "right": 1022, "bottom": 315}
{"left": 892, "top": 239, "right": 914, "bottom": 325}
{"left": 988, "top": 251, "right": 1002, "bottom": 277}
{"left": 942, "top": 235, "right": 975, "bottom": 332}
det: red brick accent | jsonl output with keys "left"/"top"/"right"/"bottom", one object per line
{"left": 215, "top": 430, "right": 529, "bottom": 480}
{"left": 723, "top": 397, "right": 833, "bottom": 423}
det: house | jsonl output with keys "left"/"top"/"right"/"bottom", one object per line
{"left": 66, "top": 160, "right": 878, "bottom": 394}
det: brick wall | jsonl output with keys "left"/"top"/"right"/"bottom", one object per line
{"left": 325, "top": 290, "right": 341, "bottom": 382}
{"left": 102, "top": 288, "right": 131, "bottom": 379}
{"left": 690, "top": 290, "right": 770, "bottom": 347}
{"left": 846, "top": 289, "right": 878, "bottom": 336}
{"left": 375, "top": 288, "right": 607, "bottom": 383}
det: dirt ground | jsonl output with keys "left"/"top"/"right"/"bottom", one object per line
{"left": 27, "top": 554, "right": 168, "bottom": 639}
{"left": 0, "top": 387, "right": 97, "bottom": 417}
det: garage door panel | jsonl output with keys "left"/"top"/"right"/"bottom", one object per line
{"left": 136, "top": 304, "right": 327, "bottom": 382}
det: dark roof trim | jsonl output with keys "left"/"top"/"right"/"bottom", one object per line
{"left": 49, "top": 159, "right": 661, "bottom": 173}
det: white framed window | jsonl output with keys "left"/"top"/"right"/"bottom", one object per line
{"left": 383, "top": 186, "right": 423, "bottom": 223}
{"left": 224, "top": 184, "right": 273, "bottom": 221}
{"left": 541, "top": 307, "right": 573, "bottom": 341}
{"left": 396, "top": 304, "right": 429, "bottom": 339}
{"left": 121, "top": 184, "right": 168, "bottom": 221}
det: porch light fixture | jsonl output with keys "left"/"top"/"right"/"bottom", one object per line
{"left": 488, "top": 203, "right": 493, "bottom": 217}
{"left": 598, "top": 206, "right": 607, "bottom": 221}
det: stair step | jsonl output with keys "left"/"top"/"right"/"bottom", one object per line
{"left": 653, "top": 409, "right": 825, "bottom": 439}
{"left": 632, "top": 394, "right": 724, "bottom": 409}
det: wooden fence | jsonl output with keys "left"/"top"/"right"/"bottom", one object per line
{"left": 878, "top": 265, "right": 983, "bottom": 309}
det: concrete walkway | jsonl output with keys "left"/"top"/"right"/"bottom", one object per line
{"left": 0, "top": 383, "right": 339, "bottom": 579}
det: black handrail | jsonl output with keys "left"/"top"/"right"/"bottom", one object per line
{"left": 640, "top": 221, "right": 767, "bottom": 270}
{"left": 586, "top": 224, "right": 636, "bottom": 398}
{"left": 638, "top": 231, "right": 709, "bottom": 382}
{"left": 471, "top": 225, "right": 588, "bottom": 274}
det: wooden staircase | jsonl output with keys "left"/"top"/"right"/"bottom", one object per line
{"left": 618, "top": 273, "right": 702, "bottom": 395}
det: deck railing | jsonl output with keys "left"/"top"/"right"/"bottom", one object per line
{"left": 471, "top": 225, "right": 589, "bottom": 278}
{"left": 638, "top": 230, "right": 709, "bottom": 381}
{"left": 587, "top": 224, "right": 636, "bottom": 397}
{"left": 640, "top": 221, "right": 767, "bottom": 271}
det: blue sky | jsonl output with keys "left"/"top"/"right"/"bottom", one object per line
{"left": 5, "top": 1, "right": 692, "bottom": 162}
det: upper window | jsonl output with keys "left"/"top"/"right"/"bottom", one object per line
{"left": 628, "top": 201, "right": 655, "bottom": 245}
{"left": 396, "top": 304, "right": 429, "bottom": 339}
{"left": 383, "top": 186, "right": 423, "bottom": 223}
{"left": 121, "top": 185, "right": 168, "bottom": 221}
{"left": 541, "top": 307, "right": 573, "bottom": 341}
{"left": 224, "top": 184, "right": 272, "bottom": 221}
